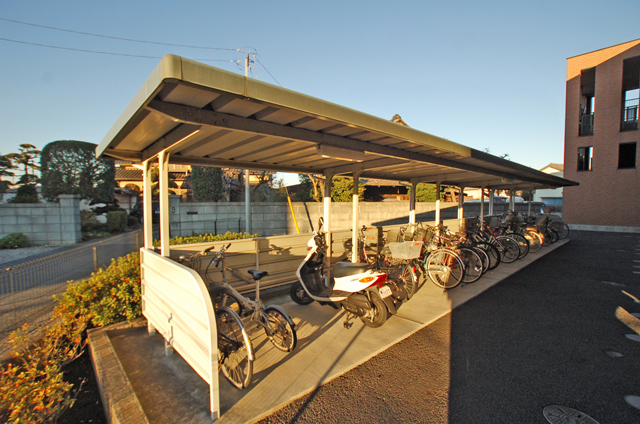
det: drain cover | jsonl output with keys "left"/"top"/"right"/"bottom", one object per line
{"left": 543, "top": 405, "right": 599, "bottom": 424}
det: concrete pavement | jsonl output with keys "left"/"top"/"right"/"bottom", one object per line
{"left": 88, "top": 240, "right": 568, "bottom": 424}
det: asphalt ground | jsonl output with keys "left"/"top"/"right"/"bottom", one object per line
{"left": 257, "top": 231, "right": 640, "bottom": 424}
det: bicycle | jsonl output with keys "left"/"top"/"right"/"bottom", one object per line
{"left": 206, "top": 243, "right": 298, "bottom": 353}
{"left": 177, "top": 249, "right": 254, "bottom": 389}
{"left": 344, "top": 225, "right": 379, "bottom": 265}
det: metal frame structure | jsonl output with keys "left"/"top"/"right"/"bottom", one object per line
{"left": 96, "top": 54, "right": 578, "bottom": 419}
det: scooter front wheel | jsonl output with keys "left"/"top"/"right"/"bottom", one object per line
{"left": 289, "top": 282, "right": 314, "bottom": 305}
{"left": 359, "top": 292, "right": 388, "bottom": 328}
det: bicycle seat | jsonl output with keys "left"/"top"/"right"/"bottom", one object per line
{"left": 248, "top": 269, "right": 268, "bottom": 281}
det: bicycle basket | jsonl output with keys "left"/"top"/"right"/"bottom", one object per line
{"left": 389, "top": 241, "right": 423, "bottom": 260}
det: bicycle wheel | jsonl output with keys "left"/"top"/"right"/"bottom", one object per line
{"left": 549, "top": 221, "right": 569, "bottom": 240}
{"left": 459, "top": 247, "right": 483, "bottom": 284}
{"left": 508, "top": 233, "right": 529, "bottom": 259}
{"left": 523, "top": 229, "right": 542, "bottom": 253}
{"left": 210, "top": 285, "right": 245, "bottom": 316}
{"left": 495, "top": 237, "right": 519, "bottom": 263}
{"left": 216, "top": 306, "right": 253, "bottom": 389}
{"left": 398, "top": 261, "right": 418, "bottom": 299}
{"left": 264, "top": 306, "right": 297, "bottom": 352}
{"left": 472, "top": 246, "right": 490, "bottom": 274}
{"left": 425, "top": 249, "right": 464, "bottom": 289}
{"left": 474, "top": 242, "right": 501, "bottom": 270}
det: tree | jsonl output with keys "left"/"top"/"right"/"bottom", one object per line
{"left": 331, "top": 177, "right": 365, "bottom": 202}
{"left": 0, "top": 154, "right": 14, "bottom": 194}
{"left": 6, "top": 144, "right": 40, "bottom": 186}
{"left": 191, "top": 166, "right": 223, "bottom": 201}
{"left": 40, "top": 140, "right": 115, "bottom": 204}
{"left": 407, "top": 183, "right": 442, "bottom": 202}
{"left": 149, "top": 166, "right": 179, "bottom": 196}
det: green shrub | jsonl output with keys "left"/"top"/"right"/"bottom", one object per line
{"left": 7, "top": 184, "right": 40, "bottom": 203}
{"left": 106, "top": 210, "right": 127, "bottom": 234}
{"left": 0, "top": 233, "right": 27, "bottom": 249}
{"left": 127, "top": 215, "right": 139, "bottom": 227}
{"left": 54, "top": 252, "right": 141, "bottom": 327}
{"left": 155, "top": 231, "right": 259, "bottom": 246}
{"left": 80, "top": 209, "right": 103, "bottom": 233}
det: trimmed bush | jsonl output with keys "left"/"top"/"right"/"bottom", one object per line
{"left": 0, "top": 233, "right": 27, "bottom": 249}
{"left": 106, "top": 210, "right": 127, "bottom": 234}
{"left": 156, "top": 231, "right": 259, "bottom": 246}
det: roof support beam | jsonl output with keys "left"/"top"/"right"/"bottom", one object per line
{"left": 145, "top": 99, "right": 552, "bottom": 184}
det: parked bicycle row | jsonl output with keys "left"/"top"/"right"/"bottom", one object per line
{"left": 174, "top": 212, "right": 569, "bottom": 391}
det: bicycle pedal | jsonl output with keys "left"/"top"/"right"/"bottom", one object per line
{"left": 343, "top": 320, "right": 353, "bottom": 329}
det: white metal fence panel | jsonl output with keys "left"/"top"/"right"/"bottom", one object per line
{"left": 140, "top": 248, "right": 220, "bottom": 421}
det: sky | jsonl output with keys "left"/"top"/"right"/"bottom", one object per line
{"left": 1, "top": 0, "right": 639, "bottom": 186}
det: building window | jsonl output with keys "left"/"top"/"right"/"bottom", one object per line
{"left": 618, "top": 142, "right": 637, "bottom": 169}
{"left": 621, "top": 57, "right": 640, "bottom": 131}
{"left": 577, "top": 146, "right": 593, "bottom": 171}
{"left": 580, "top": 68, "right": 596, "bottom": 136}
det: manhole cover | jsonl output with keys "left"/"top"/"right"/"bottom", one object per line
{"left": 604, "top": 350, "right": 625, "bottom": 357}
{"left": 543, "top": 405, "right": 599, "bottom": 424}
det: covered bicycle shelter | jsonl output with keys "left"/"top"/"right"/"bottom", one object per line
{"left": 96, "top": 54, "right": 577, "bottom": 420}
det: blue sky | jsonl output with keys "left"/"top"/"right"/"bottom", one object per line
{"left": 1, "top": 0, "right": 639, "bottom": 185}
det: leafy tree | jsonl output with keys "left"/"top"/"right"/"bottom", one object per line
{"left": 149, "top": 166, "right": 178, "bottom": 196}
{"left": 8, "top": 184, "right": 40, "bottom": 203}
{"left": 6, "top": 144, "right": 40, "bottom": 186}
{"left": 292, "top": 174, "right": 314, "bottom": 202}
{"left": 0, "top": 154, "right": 14, "bottom": 194}
{"left": 40, "top": 140, "right": 115, "bottom": 203}
{"left": 191, "top": 166, "right": 222, "bottom": 201}
{"left": 331, "top": 177, "right": 365, "bottom": 202}
{"left": 407, "top": 183, "right": 443, "bottom": 202}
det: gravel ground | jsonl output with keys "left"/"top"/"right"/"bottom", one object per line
{"left": 0, "top": 245, "right": 64, "bottom": 266}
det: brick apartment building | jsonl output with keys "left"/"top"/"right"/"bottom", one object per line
{"left": 563, "top": 39, "right": 640, "bottom": 231}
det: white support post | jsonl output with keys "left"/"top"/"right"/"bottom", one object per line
{"left": 457, "top": 186, "right": 465, "bottom": 219}
{"left": 323, "top": 174, "right": 333, "bottom": 260}
{"left": 352, "top": 173, "right": 360, "bottom": 263}
{"left": 245, "top": 169, "right": 251, "bottom": 234}
{"left": 488, "top": 189, "right": 494, "bottom": 216}
{"left": 409, "top": 181, "right": 417, "bottom": 224}
{"left": 528, "top": 189, "right": 534, "bottom": 216}
{"left": 509, "top": 189, "right": 515, "bottom": 211}
{"left": 435, "top": 182, "right": 441, "bottom": 225}
{"left": 480, "top": 187, "right": 486, "bottom": 226}
{"left": 158, "top": 150, "right": 170, "bottom": 257}
{"left": 142, "top": 160, "right": 153, "bottom": 249}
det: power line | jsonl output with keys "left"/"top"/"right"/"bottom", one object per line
{"left": 0, "top": 37, "right": 242, "bottom": 63}
{"left": 0, "top": 17, "right": 247, "bottom": 52}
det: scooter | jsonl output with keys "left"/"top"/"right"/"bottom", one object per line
{"left": 290, "top": 218, "right": 400, "bottom": 328}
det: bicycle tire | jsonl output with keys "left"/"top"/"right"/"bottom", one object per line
{"left": 495, "top": 237, "right": 519, "bottom": 263}
{"left": 264, "top": 306, "right": 298, "bottom": 352}
{"left": 474, "top": 242, "right": 501, "bottom": 270}
{"left": 459, "top": 247, "right": 483, "bottom": 283}
{"left": 425, "top": 248, "right": 464, "bottom": 289}
{"left": 216, "top": 306, "right": 253, "bottom": 389}
{"left": 399, "top": 262, "right": 418, "bottom": 299}
{"left": 508, "top": 233, "right": 529, "bottom": 259}
{"left": 523, "top": 229, "right": 542, "bottom": 253}
{"left": 210, "top": 285, "right": 245, "bottom": 316}
{"left": 472, "top": 246, "right": 490, "bottom": 274}
{"left": 549, "top": 221, "right": 569, "bottom": 240}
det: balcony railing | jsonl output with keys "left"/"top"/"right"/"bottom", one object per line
{"left": 622, "top": 97, "right": 639, "bottom": 131}
{"left": 580, "top": 113, "right": 594, "bottom": 136}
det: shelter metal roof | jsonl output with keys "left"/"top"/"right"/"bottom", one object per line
{"left": 97, "top": 55, "right": 577, "bottom": 191}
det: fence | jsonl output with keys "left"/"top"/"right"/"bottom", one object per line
{"left": 0, "top": 230, "right": 142, "bottom": 359}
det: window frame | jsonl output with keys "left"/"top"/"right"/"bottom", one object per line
{"left": 618, "top": 142, "right": 637, "bottom": 169}
{"left": 577, "top": 146, "right": 593, "bottom": 171}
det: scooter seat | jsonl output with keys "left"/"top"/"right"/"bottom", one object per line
{"left": 332, "top": 262, "right": 371, "bottom": 278}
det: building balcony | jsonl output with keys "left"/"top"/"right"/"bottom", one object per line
{"left": 579, "top": 113, "right": 594, "bottom": 136}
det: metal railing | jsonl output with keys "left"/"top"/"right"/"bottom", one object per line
{"left": 0, "top": 230, "right": 142, "bottom": 358}
{"left": 622, "top": 98, "right": 639, "bottom": 131}
{"left": 580, "top": 113, "right": 594, "bottom": 135}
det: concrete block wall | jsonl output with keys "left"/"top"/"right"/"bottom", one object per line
{"left": 0, "top": 194, "right": 81, "bottom": 245}
{"left": 169, "top": 198, "right": 544, "bottom": 237}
